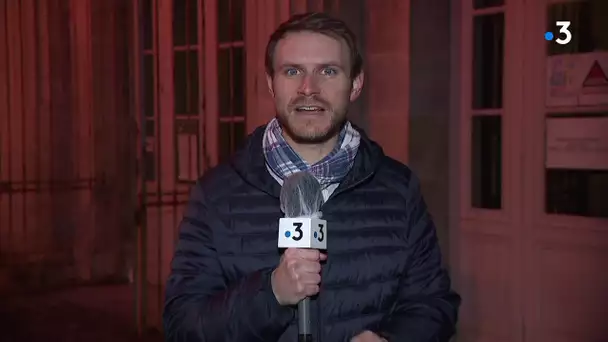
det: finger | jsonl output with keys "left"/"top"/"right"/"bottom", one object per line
{"left": 296, "top": 260, "right": 321, "bottom": 274}
{"left": 303, "top": 284, "right": 320, "bottom": 297}
{"left": 284, "top": 248, "right": 299, "bottom": 258}
{"left": 297, "top": 249, "right": 323, "bottom": 261}
{"left": 298, "top": 272, "right": 321, "bottom": 286}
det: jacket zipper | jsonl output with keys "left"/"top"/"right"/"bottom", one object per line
{"left": 317, "top": 171, "right": 374, "bottom": 342}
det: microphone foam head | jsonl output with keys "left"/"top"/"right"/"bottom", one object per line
{"left": 280, "top": 172, "right": 324, "bottom": 218}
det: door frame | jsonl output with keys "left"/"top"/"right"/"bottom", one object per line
{"left": 450, "top": 0, "right": 527, "bottom": 340}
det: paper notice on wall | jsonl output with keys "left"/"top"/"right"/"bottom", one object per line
{"left": 546, "top": 117, "right": 608, "bottom": 170}
{"left": 546, "top": 52, "right": 608, "bottom": 107}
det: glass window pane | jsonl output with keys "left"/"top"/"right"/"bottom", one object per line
{"left": 174, "top": 51, "right": 187, "bottom": 114}
{"left": 472, "top": 13, "right": 504, "bottom": 109}
{"left": 233, "top": 47, "right": 245, "bottom": 116}
{"left": 187, "top": 0, "right": 198, "bottom": 45}
{"left": 473, "top": 0, "right": 503, "bottom": 10}
{"left": 546, "top": 169, "right": 608, "bottom": 218}
{"left": 174, "top": 50, "right": 198, "bottom": 115}
{"left": 173, "top": 0, "right": 186, "bottom": 46}
{"left": 545, "top": 114, "right": 608, "bottom": 218}
{"left": 188, "top": 50, "right": 199, "bottom": 114}
{"left": 547, "top": 1, "right": 607, "bottom": 56}
{"left": 173, "top": 0, "right": 198, "bottom": 46}
{"left": 218, "top": 0, "right": 230, "bottom": 43}
{"left": 218, "top": 48, "right": 231, "bottom": 117}
{"left": 144, "top": 54, "right": 155, "bottom": 117}
{"left": 472, "top": 115, "right": 502, "bottom": 209}
{"left": 232, "top": 0, "right": 244, "bottom": 42}
{"left": 143, "top": 0, "right": 153, "bottom": 50}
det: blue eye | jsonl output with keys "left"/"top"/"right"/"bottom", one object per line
{"left": 285, "top": 68, "right": 299, "bottom": 76}
{"left": 321, "top": 68, "right": 337, "bottom": 76}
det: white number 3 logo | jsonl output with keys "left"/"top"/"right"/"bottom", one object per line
{"left": 555, "top": 21, "right": 572, "bottom": 45}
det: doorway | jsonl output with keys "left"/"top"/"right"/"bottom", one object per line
{"left": 453, "top": 0, "right": 608, "bottom": 341}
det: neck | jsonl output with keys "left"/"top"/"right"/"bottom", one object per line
{"left": 283, "top": 134, "right": 339, "bottom": 165}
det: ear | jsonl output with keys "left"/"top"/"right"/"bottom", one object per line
{"left": 349, "top": 71, "right": 364, "bottom": 102}
{"left": 266, "top": 73, "right": 275, "bottom": 97}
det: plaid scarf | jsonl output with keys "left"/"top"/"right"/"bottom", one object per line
{"left": 262, "top": 118, "right": 360, "bottom": 187}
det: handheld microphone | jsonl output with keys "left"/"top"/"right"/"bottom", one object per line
{"left": 278, "top": 172, "right": 327, "bottom": 342}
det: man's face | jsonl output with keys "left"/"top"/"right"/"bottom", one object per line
{"left": 267, "top": 31, "right": 364, "bottom": 144}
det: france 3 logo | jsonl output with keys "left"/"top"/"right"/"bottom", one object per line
{"left": 545, "top": 21, "right": 572, "bottom": 45}
{"left": 278, "top": 217, "right": 327, "bottom": 249}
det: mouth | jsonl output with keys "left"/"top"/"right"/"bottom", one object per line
{"left": 294, "top": 105, "right": 326, "bottom": 113}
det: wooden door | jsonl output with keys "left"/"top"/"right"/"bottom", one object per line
{"left": 521, "top": 0, "right": 608, "bottom": 341}
{"left": 452, "top": 0, "right": 608, "bottom": 341}
{"left": 133, "top": 0, "right": 253, "bottom": 330}
{"left": 452, "top": 0, "right": 527, "bottom": 340}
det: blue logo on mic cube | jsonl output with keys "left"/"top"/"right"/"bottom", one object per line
{"left": 278, "top": 217, "right": 327, "bottom": 250}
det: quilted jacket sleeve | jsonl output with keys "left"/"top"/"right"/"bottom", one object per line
{"left": 163, "top": 181, "right": 295, "bottom": 342}
{"left": 376, "top": 174, "right": 461, "bottom": 342}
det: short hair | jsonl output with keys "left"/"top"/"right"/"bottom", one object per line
{"left": 265, "top": 12, "right": 363, "bottom": 79}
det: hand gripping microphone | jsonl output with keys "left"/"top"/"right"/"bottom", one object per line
{"left": 278, "top": 172, "right": 327, "bottom": 342}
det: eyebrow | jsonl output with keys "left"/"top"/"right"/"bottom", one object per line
{"left": 279, "top": 62, "right": 344, "bottom": 70}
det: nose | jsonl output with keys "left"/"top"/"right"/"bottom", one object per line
{"left": 297, "top": 74, "right": 320, "bottom": 96}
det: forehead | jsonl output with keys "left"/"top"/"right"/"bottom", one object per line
{"left": 274, "top": 31, "right": 350, "bottom": 66}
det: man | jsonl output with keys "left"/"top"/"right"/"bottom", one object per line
{"left": 164, "top": 12, "right": 460, "bottom": 342}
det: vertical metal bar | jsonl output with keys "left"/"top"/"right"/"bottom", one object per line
{"left": 151, "top": 0, "right": 160, "bottom": 329}
{"left": 204, "top": 0, "right": 219, "bottom": 167}
{"left": 229, "top": 0, "right": 235, "bottom": 150}
{"left": 34, "top": 0, "right": 42, "bottom": 199}
{"left": 7, "top": 0, "right": 23, "bottom": 261}
{"left": 70, "top": 0, "right": 94, "bottom": 281}
{"left": 197, "top": 0, "right": 207, "bottom": 173}
{"left": 19, "top": 0, "right": 33, "bottom": 261}
{"left": 37, "top": 0, "right": 52, "bottom": 260}
{"left": 185, "top": 0, "right": 191, "bottom": 115}
{"left": 244, "top": 0, "right": 256, "bottom": 134}
{"left": 0, "top": 1, "right": 9, "bottom": 261}
{"left": 132, "top": 0, "right": 147, "bottom": 334}
{"left": 156, "top": 0, "right": 167, "bottom": 328}
{"left": 22, "top": 0, "right": 42, "bottom": 259}
{"left": 18, "top": 0, "right": 28, "bottom": 261}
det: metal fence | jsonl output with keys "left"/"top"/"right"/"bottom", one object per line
{"left": 0, "top": 0, "right": 136, "bottom": 295}
{"left": 0, "top": 0, "right": 357, "bottom": 335}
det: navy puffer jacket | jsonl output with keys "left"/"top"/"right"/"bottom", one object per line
{"left": 163, "top": 125, "right": 461, "bottom": 342}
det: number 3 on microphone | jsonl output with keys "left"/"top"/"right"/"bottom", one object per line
{"left": 291, "top": 222, "right": 304, "bottom": 241}
{"left": 316, "top": 223, "right": 324, "bottom": 242}
{"left": 290, "top": 222, "right": 324, "bottom": 242}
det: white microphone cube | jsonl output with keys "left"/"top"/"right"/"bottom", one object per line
{"left": 278, "top": 217, "right": 327, "bottom": 250}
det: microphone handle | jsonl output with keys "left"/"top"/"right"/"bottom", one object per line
{"left": 298, "top": 297, "right": 313, "bottom": 342}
